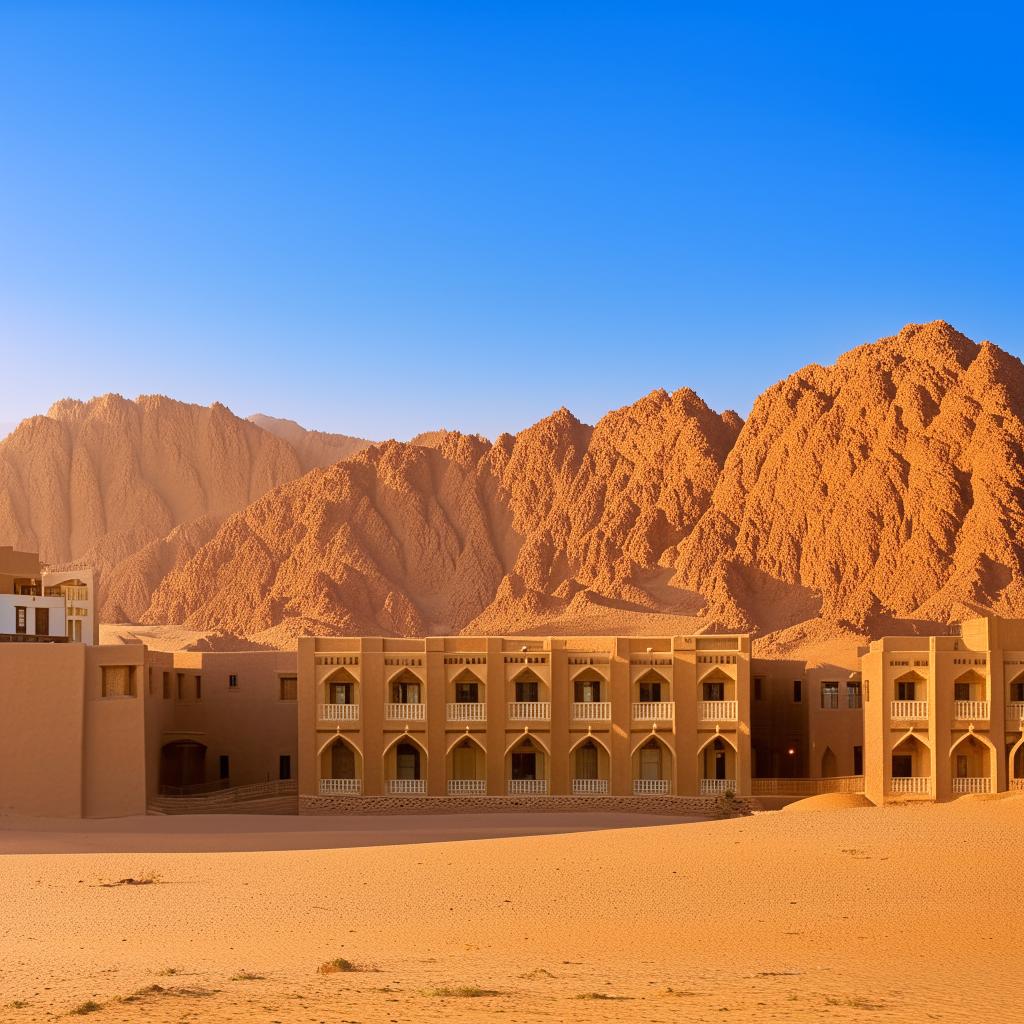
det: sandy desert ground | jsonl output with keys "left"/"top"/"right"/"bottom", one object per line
{"left": 1, "top": 797, "right": 1018, "bottom": 1023}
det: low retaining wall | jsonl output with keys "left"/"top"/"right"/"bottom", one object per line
{"left": 299, "top": 794, "right": 754, "bottom": 817}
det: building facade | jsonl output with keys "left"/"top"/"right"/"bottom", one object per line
{"left": 298, "top": 633, "right": 752, "bottom": 802}
{"left": 0, "top": 546, "right": 97, "bottom": 645}
{"left": 862, "top": 616, "right": 1024, "bottom": 804}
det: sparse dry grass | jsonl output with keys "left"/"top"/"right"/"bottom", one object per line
{"left": 423, "top": 985, "right": 501, "bottom": 998}
{"left": 229, "top": 971, "right": 265, "bottom": 982}
{"left": 69, "top": 1000, "right": 102, "bottom": 1015}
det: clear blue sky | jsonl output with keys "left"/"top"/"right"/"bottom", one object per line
{"left": 1, "top": 2, "right": 1021, "bottom": 440}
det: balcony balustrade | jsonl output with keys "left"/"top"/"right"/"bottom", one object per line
{"left": 508, "top": 701, "right": 551, "bottom": 721}
{"left": 699, "top": 778, "right": 735, "bottom": 796}
{"left": 319, "top": 703, "right": 359, "bottom": 721}
{"left": 572, "top": 701, "right": 611, "bottom": 721}
{"left": 507, "top": 779, "right": 548, "bottom": 795}
{"left": 388, "top": 778, "right": 426, "bottom": 794}
{"left": 633, "top": 779, "right": 670, "bottom": 795}
{"left": 952, "top": 776, "right": 991, "bottom": 794}
{"left": 890, "top": 776, "right": 930, "bottom": 795}
{"left": 572, "top": 778, "right": 608, "bottom": 794}
{"left": 447, "top": 779, "right": 486, "bottom": 795}
{"left": 953, "top": 700, "right": 989, "bottom": 720}
{"left": 891, "top": 700, "right": 929, "bottom": 720}
{"left": 446, "top": 702, "right": 486, "bottom": 722}
{"left": 385, "top": 702, "right": 425, "bottom": 721}
{"left": 632, "top": 701, "right": 674, "bottom": 721}
{"left": 319, "top": 778, "right": 361, "bottom": 795}
{"left": 700, "top": 700, "right": 738, "bottom": 722}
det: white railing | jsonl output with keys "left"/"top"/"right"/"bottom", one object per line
{"left": 507, "top": 779, "right": 548, "bottom": 795}
{"left": 891, "top": 700, "right": 929, "bottom": 720}
{"left": 508, "top": 701, "right": 551, "bottom": 720}
{"left": 388, "top": 779, "right": 426, "bottom": 794}
{"left": 700, "top": 700, "right": 738, "bottom": 721}
{"left": 446, "top": 702, "right": 487, "bottom": 722}
{"left": 319, "top": 778, "right": 361, "bottom": 795}
{"left": 700, "top": 778, "right": 735, "bottom": 796}
{"left": 572, "top": 701, "right": 611, "bottom": 721}
{"left": 633, "top": 779, "right": 669, "bottom": 795}
{"left": 632, "top": 701, "right": 675, "bottom": 720}
{"left": 1008, "top": 702, "right": 1024, "bottom": 723}
{"left": 573, "top": 778, "right": 608, "bottom": 794}
{"left": 952, "top": 776, "right": 991, "bottom": 794}
{"left": 385, "top": 702, "right": 425, "bottom": 721}
{"left": 1011, "top": 778, "right": 1024, "bottom": 791}
{"left": 890, "top": 776, "right": 930, "bottom": 795}
{"left": 953, "top": 700, "right": 989, "bottom": 720}
{"left": 319, "top": 703, "right": 359, "bottom": 721}
{"left": 447, "top": 779, "right": 486, "bottom": 795}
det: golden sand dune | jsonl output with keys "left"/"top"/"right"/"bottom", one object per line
{"left": 1, "top": 799, "right": 1020, "bottom": 1022}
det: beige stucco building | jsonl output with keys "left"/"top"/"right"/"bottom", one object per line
{"left": 862, "top": 616, "right": 1024, "bottom": 804}
{"left": 6, "top": 540, "right": 1024, "bottom": 818}
{"left": 297, "top": 633, "right": 752, "bottom": 803}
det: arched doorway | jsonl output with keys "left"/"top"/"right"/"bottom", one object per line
{"left": 821, "top": 746, "right": 838, "bottom": 778}
{"left": 159, "top": 740, "right": 207, "bottom": 793}
{"left": 384, "top": 736, "right": 427, "bottom": 794}
{"left": 506, "top": 735, "right": 549, "bottom": 794}
{"left": 319, "top": 736, "right": 362, "bottom": 795}
{"left": 697, "top": 735, "right": 736, "bottom": 795}
{"left": 950, "top": 734, "right": 992, "bottom": 795}
{"left": 447, "top": 736, "right": 486, "bottom": 794}
{"left": 571, "top": 736, "right": 610, "bottom": 793}
{"left": 632, "top": 735, "right": 673, "bottom": 795}
{"left": 890, "top": 734, "right": 931, "bottom": 796}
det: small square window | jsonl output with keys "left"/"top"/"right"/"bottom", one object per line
{"left": 793, "top": 680, "right": 802, "bottom": 703}
{"left": 279, "top": 754, "right": 292, "bottom": 780}
{"left": 279, "top": 676, "right": 297, "bottom": 701}
{"left": 229, "top": 674, "right": 238, "bottom": 689}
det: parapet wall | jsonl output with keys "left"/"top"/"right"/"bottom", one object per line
{"left": 299, "top": 794, "right": 754, "bottom": 817}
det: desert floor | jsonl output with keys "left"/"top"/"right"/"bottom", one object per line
{"left": 1, "top": 798, "right": 1017, "bottom": 1023}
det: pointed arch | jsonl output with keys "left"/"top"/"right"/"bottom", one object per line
{"left": 445, "top": 732, "right": 487, "bottom": 757}
{"left": 451, "top": 666, "right": 484, "bottom": 685}
{"left": 821, "top": 746, "right": 838, "bottom": 778}
{"left": 570, "top": 664, "right": 608, "bottom": 683}
{"left": 894, "top": 670, "right": 927, "bottom": 684}
{"left": 503, "top": 731, "right": 551, "bottom": 757}
{"left": 890, "top": 729, "right": 931, "bottom": 752}
{"left": 317, "top": 732, "right": 364, "bottom": 758}
{"left": 698, "top": 665, "right": 733, "bottom": 684}
{"left": 635, "top": 666, "right": 671, "bottom": 685}
{"left": 953, "top": 668, "right": 986, "bottom": 685}
{"left": 382, "top": 731, "right": 429, "bottom": 759}
{"left": 949, "top": 730, "right": 997, "bottom": 758}
{"left": 386, "top": 666, "right": 424, "bottom": 686}
{"left": 696, "top": 731, "right": 738, "bottom": 756}
{"left": 323, "top": 665, "right": 359, "bottom": 685}
{"left": 569, "top": 732, "right": 612, "bottom": 758}
{"left": 320, "top": 734, "right": 362, "bottom": 780}
{"left": 510, "top": 665, "right": 544, "bottom": 683}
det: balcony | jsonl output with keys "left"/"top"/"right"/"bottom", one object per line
{"left": 319, "top": 778, "right": 361, "bottom": 795}
{"left": 890, "top": 776, "right": 930, "bottom": 795}
{"left": 632, "top": 701, "right": 674, "bottom": 721}
{"left": 952, "top": 776, "right": 991, "bottom": 795}
{"left": 700, "top": 779, "right": 735, "bottom": 796}
{"left": 319, "top": 703, "right": 359, "bottom": 721}
{"left": 388, "top": 779, "right": 426, "bottom": 794}
{"left": 447, "top": 779, "right": 486, "bottom": 795}
{"left": 1008, "top": 702, "right": 1024, "bottom": 723}
{"left": 385, "top": 702, "right": 425, "bottom": 721}
{"left": 447, "top": 702, "right": 486, "bottom": 722}
{"left": 508, "top": 701, "right": 550, "bottom": 721}
{"left": 573, "top": 778, "right": 608, "bottom": 794}
{"left": 572, "top": 701, "right": 611, "bottom": 721}
{"left": 507, "top": 779, "right": 548, "bottom": 795}
{"left": 953, "top": 700, "right": 989, "bottom": 721}
{"left": 633, "top": 779, "right": 669, "bottom": 795}
{"left": 891, "top": 700, "right": 929, "bottom": 721}
{"left": 700, "top": 700, "right": 738, "bottom": 722}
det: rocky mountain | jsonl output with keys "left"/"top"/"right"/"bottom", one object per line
{"left": 143, "top": 389, "right": 741, "bottom": 643}
{"left": 0, "top": 395, "right": 372, "bottom": 622}
{"left": 247, "top": 413, "right": 372, "bottom": 466}
{"left": 8, "top": 321, "right": 1021, "bottom": 646}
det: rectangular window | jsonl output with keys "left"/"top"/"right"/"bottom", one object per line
{"left": 853, "top": 745, "right": 863, "bottom": 775}
{"left": 228, "top": 674, "right": 238, "bottom": 689}
{"left": 279, "top": 754, "right": 291, "bottom": 781}
{"left": 896, "top": 680, "right": 915, "bottom": 700}
{"left": 956, "top": 754, "right": 969, "bottom": 778}
{"left": 954, "top": 682, "right": 970, "bottom": 701}
{"left": 1012, "top": 682, "right": 1024, "bottom": 702}
{"left": 195, "top": 675, "right": 202, "bottom": 700}
{"left": 176, "top": 673, "right": 184, "bottom": 700}
{"left": 574, "top": 679, "right": 601, "bottom": 703}
{"left": 15, "top": 606, "right": 26, "bottom": 634}
{"left": 35, "top": 607, "right": 49, "bottom": 636}
{"left": 515, "top": 679, "right": 539, "bottom": 702}
{"left": 329, "top": 681, "right": 353, "bottom": 704}
{"left": 219, "top": 755, "right": 230, "bottom": 780}
{"left": 162, "top": 672, "right": 170, "bottom": 699}
{"left": 703, "top": 681, "right": 725, "bottom": 702}
{"left": 891, "top": 754, "right": 913, "bottom": 778}
{"left": 821, "top": 682, "right": 839, "bottom": 709}
{"left": 101, "top": 666, "right": 135, "bottom": 698}
{"left": 847, "top": 682, "right": 862, "bottom": 709}
{"left": 279, "top": 676, "right": 297, "bottom": 701}
{"left": 454, "top": 681, "right": 478, "bottom": 703}
{"left": 793, "top": 680, "right": 802, "bottom": 703}
{"left": 638, "top": 680, "right": 662, "bottom": 702}
{"left": 754, "top": 678, "right": 763, "bottom": 701}
{"left": 148, "top": 669, "right": 153, "bottom": 696}
{"left": 392, "top": 680, "right": 420, "bottom": 704}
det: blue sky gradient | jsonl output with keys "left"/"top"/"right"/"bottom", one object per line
{"left": 1, "top": 3, "right": 1021, "bottom": 439}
